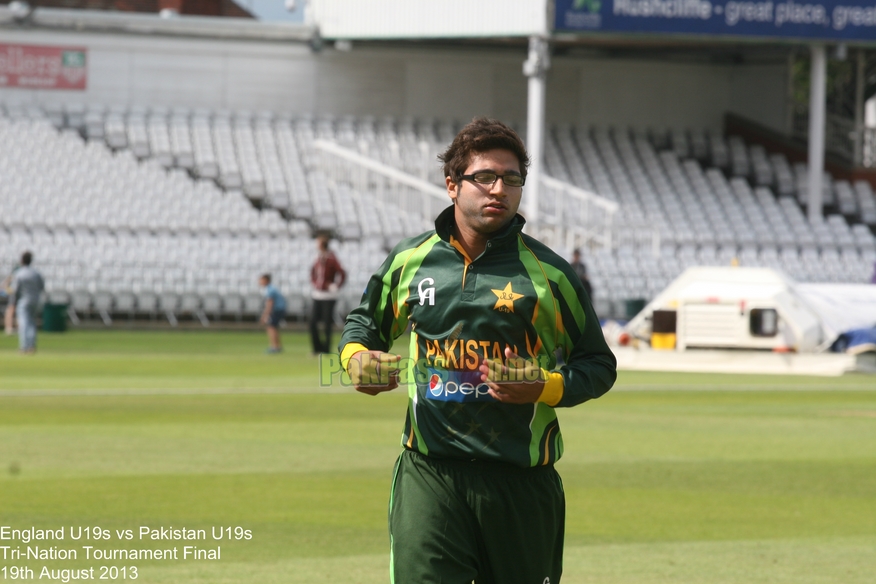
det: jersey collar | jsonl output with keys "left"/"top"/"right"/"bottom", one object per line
{"left": 434, "top": 205, "right": 526, "bottom": 252}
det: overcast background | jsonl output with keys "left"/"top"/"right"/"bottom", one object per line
{"left": 235, "top": 0, "right": 306, "bottom": 21}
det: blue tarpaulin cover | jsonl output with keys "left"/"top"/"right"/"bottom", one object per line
{"left": 832, "top": 328, "right": 876, "bottom": 354}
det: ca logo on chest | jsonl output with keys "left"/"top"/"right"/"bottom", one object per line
{"left": 417, "top": 277, "right": 435, "bottom": 306}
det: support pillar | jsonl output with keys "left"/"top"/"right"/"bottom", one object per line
{"left": 807, "top": 44, "right": 826, "bottom": 224}
{"left": 786, "top": 49, "right": 797, "bottom": 135}
{"left": 853, "top": 49, "right": 866, "bottom": 168}
{"left": 523, "top": 35, "right": 550, "bottom": 224}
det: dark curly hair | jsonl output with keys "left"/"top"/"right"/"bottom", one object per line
{"left": 438, "top": 117, "right": 530, "bottom": 183}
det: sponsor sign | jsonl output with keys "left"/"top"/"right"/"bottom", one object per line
{"left": 555, "top": 0, "right": 876, "bottom": 42}
{"left": 422, "top": 368, "right": 496, "bottom": 403}
{"left": 0, "top": 43, "right": 87, "bottom": 90}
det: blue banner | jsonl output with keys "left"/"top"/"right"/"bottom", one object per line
{"left": 555, "top": 0, "right": 876, "bottom": 42}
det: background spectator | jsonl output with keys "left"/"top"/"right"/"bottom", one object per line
{"left": 571, "top": 248, "right": 593, "bottom": 299}
{"left": 11, "top": 251, "right": 45, "bottom": 354}
{"left": 310, "top": 234, "right": 346, "bottom": 355}
{"left": 259, "top": 273, "right": 286, "bottom": 354}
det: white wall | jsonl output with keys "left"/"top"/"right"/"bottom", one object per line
{"left": 309, "top": 0, "right": 548, "bottom": 39}
{"left": 0, "top": 30, "right": 318, "bottom": 111}
{"left": 0, "top": 29, "right": 787, "bottom": 134}
{"left": 568, "top": 59, "right": 731, "bottom": 132}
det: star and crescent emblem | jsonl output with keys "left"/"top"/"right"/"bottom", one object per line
{"left": 491, "top": 282, "right": 524, "bottom": 313}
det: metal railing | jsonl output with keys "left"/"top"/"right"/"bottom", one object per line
{"left": 533, "top": 175, "right": 619, "bottom": 251}
{"left": 793, "top": 110, "right": 876, "bottom": 167}
{"left": 313, "top": 139, "right": 644, "bottom": 253}
{"left": 825, "top": 113, "right": 856, "bottom": 162}
{"left": 313, "top": 138, "right": 450, "bottom": 232}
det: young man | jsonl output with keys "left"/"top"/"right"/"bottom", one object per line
{"left": 339, "top": 118, "right": 617, "bottom": 583}
{"left": 309, "top": 234, "right": 346, "bottom": 355}
{"left": 11, "top": 251, "right": 45, "bottom": 354}
{"left": 570, "top": 248, "right": 593, "bottom": 299}
{"left": 258, "top": 274, "right": 286, "bottom": 354}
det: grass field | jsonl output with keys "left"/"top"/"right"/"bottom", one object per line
{"left": 1, "top": 330, "right": 875, "bottom": 583}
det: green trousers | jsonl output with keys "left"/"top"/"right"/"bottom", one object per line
{"left": 389, "top": 449, "right": 565, "bottom": 584}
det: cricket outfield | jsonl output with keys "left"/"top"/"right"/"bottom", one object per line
{"left": 1, "top": 330, "right": 874, "bottom": 583}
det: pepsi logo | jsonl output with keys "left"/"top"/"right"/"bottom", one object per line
{"left": 429, "top": 374, "right": 443, "bottom": 396}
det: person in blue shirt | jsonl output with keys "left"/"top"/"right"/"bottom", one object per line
{"left": 258, "top": 273, "right": 287, "bottom": 354}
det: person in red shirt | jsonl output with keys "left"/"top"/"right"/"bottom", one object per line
{"left": 310, "top": 234, "right": 346, "bottom": 355}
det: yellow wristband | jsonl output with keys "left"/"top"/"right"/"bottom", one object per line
{"left": 340, "top": 342, "right": 369, "bottom": 372}
{"left": 537, "top": 370, "right": 564, "bottom": 406}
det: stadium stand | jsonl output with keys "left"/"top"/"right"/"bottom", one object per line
{"left": 1, "top": 102, "right": 875, "bottom": 323}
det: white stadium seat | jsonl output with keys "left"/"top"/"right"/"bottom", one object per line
{"left": 2, "top": 104, "right": 875, "bottom": 321}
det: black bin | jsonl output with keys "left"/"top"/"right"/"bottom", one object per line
{"left": 42, "top": 303, "right": 68, "bottom": 332}
{"left": 652, "top": 310, "right": 677, "bottom": 334}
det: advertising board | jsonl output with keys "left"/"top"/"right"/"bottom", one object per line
{"left": 0, "top": 43, "right": 87, "bottom": 90}
{"left": 555, "top": 0, "right": 876, "bottom": 42}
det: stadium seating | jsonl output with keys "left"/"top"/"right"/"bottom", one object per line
{"left": 1, "top": 102, "right": 875, "bottom": 323}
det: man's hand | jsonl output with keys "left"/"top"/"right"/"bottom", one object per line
{"left": 479, "top": 347, "right": 545, "bottom": 404}
{"left": 348, "top": 350, "right": 402, "bottom": 396}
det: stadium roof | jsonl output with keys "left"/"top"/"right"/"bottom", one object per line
{"left": 0, "top": 3, "right": 314, "bottom": 40}
{"left": 13, "top": 0, "right": 255, "bottom": 18}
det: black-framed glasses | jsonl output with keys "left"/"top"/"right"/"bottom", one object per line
{"left": 460, "top": 172, "right": 525, "bottom": 188}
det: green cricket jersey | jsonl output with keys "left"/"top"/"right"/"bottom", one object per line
{"left": 340, "top": 206, "right": 617, "bottom": 468}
